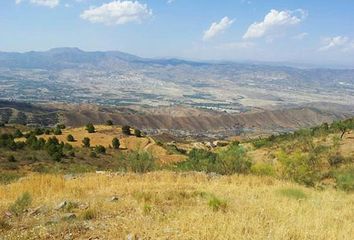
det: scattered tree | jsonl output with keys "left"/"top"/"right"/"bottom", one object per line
{"left": 86, "top": 123, "right": 95, "bottom": 133}
{"left": 134, "top": 129, "right": 142, "bottom": 137}
{"left": 122, "top": 125, "right": 131, "bottom": 135}
{"left": 82, "top": 137, "right": 90, "bottom": 148}
{"left": 13, "top": 129, "right": 23, "bottom": 138}
{"left": 56, "top": 124, "right": 66, "bottom": 129}
{"left": 95, "top": 145, "right": 106, "bottom": 154}
{"left": 66, "top": 134, "right": 75, "bottom": 142}
{"left": 53, "top": 128, "right": 62, "bottom": 135}
{"left": 112, "top": 137, "right": 120, "bottom": 149}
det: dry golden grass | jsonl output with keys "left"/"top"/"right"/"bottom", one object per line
{"left": 1, "top": 172, "right": 353, "bottom": 239}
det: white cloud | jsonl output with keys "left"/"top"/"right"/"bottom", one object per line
{"left": 80, "top": 1, "right": 152, "bottom": 25}
{"left": 203, "top": 17, "right": 234, "bottom": 41}
{"left": 243, "top": 9, "right": 306, "bottom": 39}
{"left": 167, "top": 0, "right": 175, "bottom": 4}
{"left": 16, "top": 0, "right": 60, "bottom": 8}
{"left": 319, "top": 36, "right": 353, "bottom": 52}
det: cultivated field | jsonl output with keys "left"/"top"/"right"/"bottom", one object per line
{"left": 1, "top": 172, "right": 353, "bottom": 239}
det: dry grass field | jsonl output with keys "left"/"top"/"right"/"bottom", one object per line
{"left": 1, "top": 172, "right": 353, "bottom": 240}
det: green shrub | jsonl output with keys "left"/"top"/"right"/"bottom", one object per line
{"left": 328, "top": 153, "right": 346, "bottom": 166}
{"left": 106, "top": 120, "right": 113, "bottom": 126}
{"left": 9, "top": 192, "right": 32, "bottom": 215}
{"left": 112, "top": 137, "right": 120, "bottom": 149}
{"left": 66, "top": 134, "right": 75, "bottom": 142}
{"left": 82, "top": 137, "right": 90, "bottom": 148}
{"left": 7, "top": 155, "right": 16, "bottom": 162}
{"left": 143, "top": 204, "right": 152, "bottom": 215}
{"left": 278, "top": 188, "right": 307, "bottom": 200}
{"left": 120, "top": 150, "right": 155, "bottom": 173}
{"left": 177, "top": 148, "right": 217, "bottom": 173}
{"left": 252, "top": 138, "right": 270, "bottom": 148}
{"left": 335, "top": 168, "right": 354, "bottom": 192}
{"left": 85, "top": 123, "right": 95, "bottom": 133}
{"left": 90, "top": 151, "right": 97, "bottom": 158}
{"left": 95, "top": 145, "right": 106, "bottom": 154}
{"left": 277, "top": 150, "right": 320, "bottom": 187}
{"left": 53, "top": 128, "right": 62, "bottom": 135}
{"left": 134, "top": 129, "right": 142, "bottom": 137}
{"left": 122, "top": 125, "right": 131, "bottom": 135}
{"left": 56, "top": 124, "right": 66, "bottom": 129}
{"left": 251, "top": 163, "right": 275, "bottom": 176}
{"left": 208, "top": 196, "right": 227, "bottom": 212}
{"left": 0, "top": 172, "right": 22, "bottom": 185}
{"left": 13, "top": 129, "right": 23, "bottom": 138}
{"left": 217, "top": 144, "right": 252, "bottom": 175}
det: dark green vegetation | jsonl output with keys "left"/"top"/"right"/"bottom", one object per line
{"left": 177, "top": 142, "right": 251, "bottom": 175}
{"left": 85, "top": 123, "right": 95, "bottom": 133}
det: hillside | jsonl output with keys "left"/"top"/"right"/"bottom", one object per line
{"left": 1, "top": 100, "right": 353, "bottom": 138}
{"left": 1, "top": 172, "right": 353, "bottom": 239}
{"left": 0, "top": 116, "right": 354, "bottom": 239}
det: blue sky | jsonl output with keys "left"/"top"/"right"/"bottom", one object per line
{"left": 1, "top": 0, "right": 354, "bottom": 66}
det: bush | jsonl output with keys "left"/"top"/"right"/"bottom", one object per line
{"left": 216, "top": 144, "right": 252, "bottom": 175}
{"left": 277, "top": 150, "right": 320, "bottom": 187}
{"left": 95, "top": 145, "right": 106, "bottom": 154}
{"left": 122, "top": 125, "right": 131, "bottom": 135}
{"left": 89, "top": 151, "right": 97, "bottom": 158}
{"left": 134, "top": 129, "right": 142, "bottom": 137}
{"left": 7, "top": 155, "right": 16, "bottom": 162}
{"left": 112, "top": 137, "right": 120, "bottom": 149}
{"left": 82, "top": 137, "right": 90, "bottom": 148}
{"left": 33, "top": 128, "right": 44, "bottom": 136}
{"left": 251, "top": 163, "right": 275, "bottom": 176}
{"left": 120, "top": 150, "right": 155, "bottom": 173}
{"left": 66, "top": 134, "right": 75, "bottom": 142}
{"left": 177, "top": 148, "right": 217, "bottom": 173}
{"left": 86, "top": 123, "right": 95, "bottom": 133}
{"left": 252, "top": 138, "right": 270, "bottom": 148}
{"left": 335, "top": 168, "right": 354, "bottom": 192}
{"left": 57, "top": 124, "right": 66, "bottom": 129}
{"left": 53, "top": 128, "right": 62, "bottom": 135}
{"left": 106, "top": 120, "right": 113, "bottom": 126}
{"left": 13, "top": 129, "right": 23, "bottom": 138}
{"left": 328, "top": 153, "right": 345, "bottom": 166}
{"left": 0, "top": 133, "right": 17, "bottom": 150}
{"left": 9, "top": 192, "right": 32, "bottom": 216}
{"left": 45, "top": 137, "right": 64, "bottom": 162}
{"left": 208, "top": 195, "right": 227, "bottom": 212}
{"left": 0, "top": 172, "right": 22, "bottom": 185}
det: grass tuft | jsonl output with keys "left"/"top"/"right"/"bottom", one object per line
{"left": 9, "top": 192, "right": 32, "bottom": 215}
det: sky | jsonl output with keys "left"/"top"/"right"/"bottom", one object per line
{"left": 0, "top": 0, "right": 354, "bottom": 67}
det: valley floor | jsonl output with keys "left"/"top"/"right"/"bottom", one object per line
{"left": 1, "top": 172, "right": 353, "bottom": 239}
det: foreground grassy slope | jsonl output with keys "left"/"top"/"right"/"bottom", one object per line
{"left": 1, "top": 172, "right": 353, "bottom": 240}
